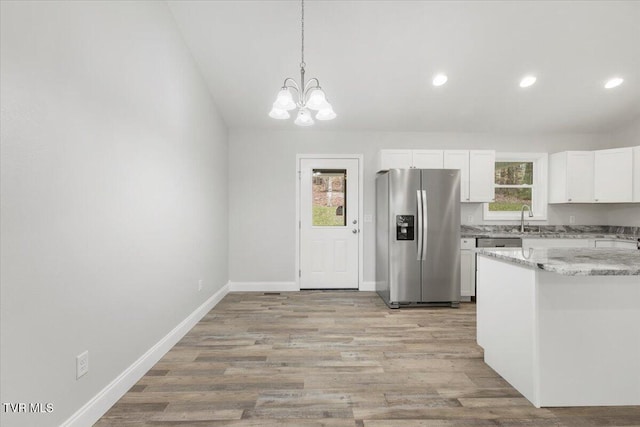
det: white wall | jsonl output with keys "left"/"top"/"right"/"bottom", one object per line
{"left": 229, "top": 129, "right": 618, "bottom": 285}
{"left": 605, "top": 117, "right": 640, "bottom": 148}
{"left": 0, "top": 2, "right": 228, "bottom": 426}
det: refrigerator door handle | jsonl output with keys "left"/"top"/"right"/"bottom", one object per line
{"left": 416, "top": 189, "right": 423, "bottom": 261}
{"left": 422, "top": 190, "right": 428, "bottom": 261}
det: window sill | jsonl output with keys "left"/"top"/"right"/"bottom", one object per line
{"left": 482, "top": 213, "right": 548, "bottom": 221}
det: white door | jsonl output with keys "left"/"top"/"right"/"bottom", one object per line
{"left": 299, "top": 158, "right": 360, "bottom": 289}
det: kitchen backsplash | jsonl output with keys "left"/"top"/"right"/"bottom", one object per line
{"left": 461, "top": 224, "right": 639, "bottom": 237}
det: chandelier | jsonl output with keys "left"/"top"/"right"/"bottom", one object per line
{"left": 268, "top": 0, "right": 336, "bottom": 126}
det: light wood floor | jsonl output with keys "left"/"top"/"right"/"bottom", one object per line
{"left": 96, "top": 291, "right": 640, "bottom": 426}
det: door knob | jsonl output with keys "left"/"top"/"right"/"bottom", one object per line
{"left": 352, "top": 219, "right": 358, "bottom": 224}
{"left": 352, "top": 229, "right": 358, "bottom": 234}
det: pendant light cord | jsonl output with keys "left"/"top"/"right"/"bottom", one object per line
{"left": 300, "top": 0, "right": 305, "bottom": 68}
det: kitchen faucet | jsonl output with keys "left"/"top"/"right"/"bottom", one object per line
{"left": 520, "top": 204, "right": 534, "bottom": 232}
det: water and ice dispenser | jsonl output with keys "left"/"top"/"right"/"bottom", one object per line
{"left": 396, "top": 215, "right": 414, "bottom": 240}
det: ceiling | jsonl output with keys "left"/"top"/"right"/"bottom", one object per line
{"left": 167, "top": 0, "right": 640, "bottom": 134}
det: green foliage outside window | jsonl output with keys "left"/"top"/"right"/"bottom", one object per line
{"left": 489, "top": 162, "right": 534, "bottom": 212}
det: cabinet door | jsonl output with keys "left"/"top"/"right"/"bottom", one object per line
{"left": 380, "top": 150, "right": 412, "bottom": 170}
{"left": 633, "top": 146, "right": 640, "bottom": 202}
{"left": 594, "top": 147, "right": 633, "bottom": 202}
{"left": 522, "top": 238, "right": 594, "bottom": 250}
{"left": 469, "top": 150, "right": 495, "bottom": 202}
{"left": 548, "top": 152, "right": 568, "bottom": 203}
{"left": 412, "top": 150, "right": 443, "bottom": 169}
{"left": 444, "top": 151, "right": 470, "bottom": 202}
{"left": 566, "top": 151, "right": 594, "bottom": 202}
{"left": 595, "top": 240, "right": 637, "bottom": 249}
{"left": 460, "top": 249, "right": 475, "bottom": 297}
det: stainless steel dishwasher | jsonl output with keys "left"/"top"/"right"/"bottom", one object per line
{"left": 476, "top": 237, "right": 522, "bottom": 248}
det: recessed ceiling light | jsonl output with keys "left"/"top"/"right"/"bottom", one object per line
{"left": 432, "top": 74, "right": 448, "bottom": 87}
{"left": 604, "top": 77, "right": 624, "bottom": 89}
{"left": 519, "top": 75, "right": 537, "bottom": 88}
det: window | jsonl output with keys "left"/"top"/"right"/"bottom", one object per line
{"left": 311, "top": 169, "right": 347, "bottom": 226}
{"left": 483, "top": 153, "right": 548, "bottom": 221}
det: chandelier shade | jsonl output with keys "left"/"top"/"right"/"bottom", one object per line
{"left": 275, "top": 89, "right": 296, "bottom": 110}
{"left": 316, "top": 107, "right": 337, "bottom": 121}
{"left": 268, "top": 106, "right": 290, "bottom": 120}
{"left": 269, "top": 0, "right": 335, "bottom": 126}
{"left": 306, "top": 89, "right": 328, "bottom": 110}
{"left": 294, "top": 108, "right": 314, "bottom": 126}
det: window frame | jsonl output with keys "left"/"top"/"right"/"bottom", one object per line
{"left": 483, "top": 152, "right": 548, "bottom": 221}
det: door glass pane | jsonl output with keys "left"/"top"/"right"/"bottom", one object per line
{"left": 489, "top": 188, "right": 532, "bottom": 211}
{"left": 312, "top": 169, "right": 346, "bottom": 226}
{"left": 495, "top": 162, "right": 533, "bottom": 185}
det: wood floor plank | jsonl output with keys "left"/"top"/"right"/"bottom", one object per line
{"left": 97, "top": 291, "right": 640, "bottom": 426}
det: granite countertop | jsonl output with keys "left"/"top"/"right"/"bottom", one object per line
{"left": 461, "top": 225, "right": 639, "bottom": 242}
{"left": 475, "top": 247, "right": 640, "bottom": 276}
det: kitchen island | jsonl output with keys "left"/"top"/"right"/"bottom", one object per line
{"left": 476, "top": 247, "right": 640, "bottom": 408}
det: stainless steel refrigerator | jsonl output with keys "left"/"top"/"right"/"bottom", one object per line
{"left": 376, "top": 169, "right": 460, "bottom": 308}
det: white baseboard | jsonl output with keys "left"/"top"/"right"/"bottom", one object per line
{"left": 60, "top": 282, "right": 230, "bottom": 427}
{"left": 229, "top": 281, "right": 298, "bottom": 292}
{"left": 228, "top": 281, "right": 377, "bottom": 292}
{"left": 360, "top": 281, "right": 376, "bottom": 291}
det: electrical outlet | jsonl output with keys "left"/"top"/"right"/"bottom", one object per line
{"left": 569, "top": 215, "right": 576, "bottom": 224}
{"left": 467, "top": 215, "right": 474, "bottom": 223}
{"left": 76, "top": 351, "right": 88, "bottom": 379}
{"left": 198, "top": 279, "right": 203, "bottom": 291}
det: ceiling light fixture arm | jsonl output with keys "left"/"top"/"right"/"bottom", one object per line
{"left": 282, "top": 77, "right": 300, "bottom": 93}
{"left": 303, "top": 77, "right": 322, "bottom": 99}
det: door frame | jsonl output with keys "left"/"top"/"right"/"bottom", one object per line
{"left": 295, "top": 154, "right": 364, "bottom": 290}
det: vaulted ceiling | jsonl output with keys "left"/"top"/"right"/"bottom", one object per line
{"left": 167, "top": 0, "right": 640, "bottom": 133}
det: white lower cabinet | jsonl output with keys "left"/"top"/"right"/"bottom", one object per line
{"left": 522, "top": 238, "right": 594, "bottom": 250}
{"left": 460, "top": 238, "right": 476, "bottom": 298}
{"left": 594, "top": 239, "right": 638, "bottom": 249}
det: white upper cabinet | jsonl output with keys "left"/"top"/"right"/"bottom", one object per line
{"left": 412, "top": 150, "right": 444, "bottom": 168}
{"left": 468, "top": 150, "right": 496, "bottom": 203}
{"left": 549, "top": 151, "right": 594, "bottom": 203}
{"left": 380, "top": 149, "right": 495, "bottom": 203}
{"left": 444, "top": 151, "right": 470, "bottom": 201}
{"left": 378, "top": 150, "right": 414, "bottom": 169}
{"left": 378, "top": 150, "right": 443, "bottom": 170}
{"left": 379, "top": 149, "right": 443, "bottom": 169}
{"left": 593, "top": 147, "right": 633, "bottom": 203}
{"left": 549, "top": 146, "right": 637, "bottom": 204}
{"left": 634, "top": 146, "right": 640, "bottom": 202}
